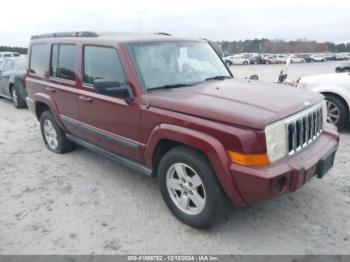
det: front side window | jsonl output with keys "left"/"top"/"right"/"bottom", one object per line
{"left": 83, "top": 45, "right": 126, "bottom": 85}
{"left": 128, "top": 41, "right": 231, "bottom": 90}
{"left": 51, "top": 44, "right": 77, "bottom": 81}
{"left": 29, "top": 44, "right": 48, "bottom": 76}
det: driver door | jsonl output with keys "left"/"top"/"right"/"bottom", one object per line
{"left": 78, "top": 45, "right": 142, "bottom": 162}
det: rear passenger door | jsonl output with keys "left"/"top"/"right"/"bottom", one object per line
{"left": 78, "top": 45, "right": 141, "bottom": 162}
{"left": 48, "top": 43, "right": 81, "bottom": 136}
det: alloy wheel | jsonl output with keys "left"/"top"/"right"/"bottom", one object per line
{"left": 12, "top": 88, "right": 18, "bottom": 107}
{"left": 43, "top": 119, "right": 58, "bottom": 150}
{"left": 326, "top": 100, "right": 340, "bottom": 125}
{"left": 166, "top": 163, "right": 206, "bottom": 215}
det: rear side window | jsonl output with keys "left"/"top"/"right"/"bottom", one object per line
{"left": 83, "top": 46, "right": 126, "bottom": 85}
{"left": 51, "top": 44, "right": 77, "bottom": 81}
{"left": 29, "top": 44, "right": 48, "bottom": 76}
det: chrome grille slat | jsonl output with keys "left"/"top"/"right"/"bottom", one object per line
{"left": 286, "top": 104, "right": 323, "bottom": 156}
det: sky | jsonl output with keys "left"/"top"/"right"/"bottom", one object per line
{"left": 1, "top": 0, "right": 349, "bottom": 47}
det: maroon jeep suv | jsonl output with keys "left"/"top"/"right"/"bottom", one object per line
{"left": 25, "top": 32, "right": 339, "bottom": 228}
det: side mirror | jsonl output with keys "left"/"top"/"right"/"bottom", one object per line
{"left": 93, "top": 79, "right": 133, "bottom": 101}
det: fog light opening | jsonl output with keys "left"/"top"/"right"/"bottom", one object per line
{"left": 274, "top": 176, "right": 288, "bottom": 194}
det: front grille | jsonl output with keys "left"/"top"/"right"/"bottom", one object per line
{"left": 286, "top": 104, "right": 323, "bottom": 155}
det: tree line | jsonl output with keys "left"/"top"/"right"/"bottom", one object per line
{"left": 220, "top": 39, "right": 350, "bottom": 55}
{"left": 0, "top": 46, "right": 28, "bottom": 54}
{"left": 1, "top": 39, "right": 350, "bottom": 56}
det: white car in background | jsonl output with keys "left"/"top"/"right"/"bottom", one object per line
{"left": 298, "top": 73, "right": 350, "bottom": 129}
{"left": 276, "top": 54, "right": 288, "bottom": 64}
{"left": 0, "top": 52, "right": 21, "bottom": 60}
{"left": 310, "top": 54, "right": 326, "bottom": 62}
{"left": 290, "top": 55, "right": 305, "bottom": 63}
{"left": 224, "top": 55, "right": 249, "bottom": 65}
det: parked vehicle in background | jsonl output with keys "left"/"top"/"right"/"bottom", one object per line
{"left": 298, "top": 54, "right": 313, "bottom": 63}
{"left": 335, "top": 62, "right": 350, "bottom": 73}
{"left": 276, "top": 54, "right": 288, "bottom": 64}
{"left": 310, "top": 54, "right": 326, "bottom": 62}
{"left": 26, "top": 32, "right": 339, "bottom": 228}
{"left": 262, "top": 55, "right": 277, "bottom": 64}
{"left": 0, "top": 52, "right": 21, "bottom": 60}
{"left": 225, "top": 55, "right": 249, "bottom": 65}
{"left": 290, "top": 55, "right": 305, "bottom": 63}
{"left": 0, "top": 57, "right": 27, "bottom": 108}
{"left": 335, "top": 53, "right": 349, "bottom": 61}
{"left": 298, "top": 73, "right": 350, "bottom": 129}
{"left": 249, "top": 56, "right": 263, "bottom": 64}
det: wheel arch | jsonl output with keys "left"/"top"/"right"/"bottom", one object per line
{"left": 33, "top": 93, "right": 65, "bottom": 129}
{"left": 321, "top": 91, "right": 350, "bottom": 120}
{"left": 144, "top": 123, "right": 246, "bottom": 207}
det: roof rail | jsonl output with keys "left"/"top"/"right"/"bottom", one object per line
{"left": 31, "top": 31, "right": 98, "bottom": 40}
{"left": 155, "top": 32, "right": 171, "bottom": 36}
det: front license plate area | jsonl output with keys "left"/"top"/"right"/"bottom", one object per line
{"left": 317, "top": 150, "right": 336, "bottom": 178}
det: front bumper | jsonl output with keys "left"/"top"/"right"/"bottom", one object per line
{"left": 231, "top": 124, "right": 339, "bottom": 206}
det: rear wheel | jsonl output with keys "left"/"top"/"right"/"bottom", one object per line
{"left": 325, "top": 95, "right": 348, "bottom": 130}
{"left": 40, "top": 111, "right": 76, "bottom": 153}
{"left": 158, "top": 146, "right": 229, "bottom": 228}
{"left": 11, "top": 84, "right": 26, "bottom": 109}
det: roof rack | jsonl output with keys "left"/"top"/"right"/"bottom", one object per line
{"left": 155, "top": 32, "right": 171, "bottom": 36}
{"left": 31, "top": 31, "right": 98, "bottom": 40}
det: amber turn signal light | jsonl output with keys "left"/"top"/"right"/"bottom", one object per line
{"left": 227, "top": 151, "right": 269, "bottom": 166}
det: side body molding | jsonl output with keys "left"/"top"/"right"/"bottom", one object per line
{"left": 144, "top": 123, "right": 246, "bottom": 207}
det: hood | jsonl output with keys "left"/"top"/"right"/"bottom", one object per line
{"left": 145, "top": 79, "right": 323, "bottom": 129}
{"left": 300, "top": 73, "right": 350, "bottom": 86}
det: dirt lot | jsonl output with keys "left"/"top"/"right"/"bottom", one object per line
{"left": 0, "top": 62, "right": 350, "bottom": 255}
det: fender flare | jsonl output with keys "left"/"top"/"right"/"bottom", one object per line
{"left": 144, "top": 123, "right": 246, "bottom": 207}
{"left": 33, "top": 93, "right": 66, "bottom": 130}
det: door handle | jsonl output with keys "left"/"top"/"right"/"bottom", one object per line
{"left": 79, "top": 95, "right": 93, "bottom": 103}
{"left": 45, "top": 87, "right": 56, "bottom": 93}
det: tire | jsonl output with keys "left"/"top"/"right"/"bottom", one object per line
{"left": 324, "top": 94, "right": 348, "bottom": 130}
{"left": 40, "top": 110, "right": 76, "bottom": 153}
{"left": 11, "top": 84, "right": 27, "bottom": 109}
{"left": 158, "top": 145, "right": 230, "bottom": 228}
{"left": 243, "top": 61, "right": 248, "bottom": 65}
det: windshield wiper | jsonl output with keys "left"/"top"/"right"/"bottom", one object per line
{"left": 150, "top": 83, "right": 194, "bottom": 91}
{"left": 205, "top": 75, "right": 232, "bottom": 81}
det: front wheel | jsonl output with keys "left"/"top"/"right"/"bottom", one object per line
{"left": 325, "top": 95, "right": 348, "bottom": 130}
{"left": 158, "top": 146, "right": 229, "bottom": 228}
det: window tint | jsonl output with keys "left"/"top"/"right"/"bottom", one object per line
{"left": 4, "top": 54, "right": 11, "bottom": 57}
{"left": 30, "top": 44, "right": 48, "bottom": 75}
{"left": 83, "top": 46, "right": 126, "bottom": 85}
{"left": 51, "top": 44, "right": 77, "bottom": 81}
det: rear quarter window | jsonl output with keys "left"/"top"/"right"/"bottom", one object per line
{"left": 29, "top": 44, "right": 48, "bottom": 76}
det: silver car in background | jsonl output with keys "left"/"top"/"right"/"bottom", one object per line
{"left": 0, "top": 57, "right": 27, "bottom": 108}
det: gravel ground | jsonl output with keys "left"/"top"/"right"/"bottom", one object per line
{"left": 0, "top": 62, "right": 350, "bottom": 255}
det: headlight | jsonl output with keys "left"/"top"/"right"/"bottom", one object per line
{"left": 265, "top": 121, "right": 287, "bottom": 162}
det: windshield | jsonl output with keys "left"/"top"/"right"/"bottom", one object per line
{"left": 16, "top": 58, "right": 27, "bottom": 70}
{"left": 128, "top": 41, "right": 231, "bottom": 90}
